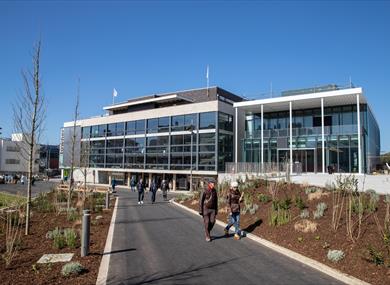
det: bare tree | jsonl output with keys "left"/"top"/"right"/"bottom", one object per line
{"left": 13, "top": 40, "right": 46, "bottom": 235}
{"left": 67, "top": 79, "right": 80, "bottom": 211}
{"left": 79, "top": 138, "right": 91, "bottom": 198}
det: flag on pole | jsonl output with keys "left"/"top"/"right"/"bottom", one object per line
{"left": 112, "top": 88, "right": 118, "bottom": 104}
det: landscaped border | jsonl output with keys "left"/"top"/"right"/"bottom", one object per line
{"left": 171, "top": 200, "right": 370, "bottom": 285}
{"left": 96, "top": 197, "right": 119, "bottom": 285}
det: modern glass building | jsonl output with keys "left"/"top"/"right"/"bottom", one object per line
{"left": 233, "top": 85, "right": 380, "bottom": 174}
{"left": 60, "top": 87, "right": 242, "bottom": 190}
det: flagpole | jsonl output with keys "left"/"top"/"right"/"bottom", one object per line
{"left": 206, "top": 65, "right": 209, "bottom": 97}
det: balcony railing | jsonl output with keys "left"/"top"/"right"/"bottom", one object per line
{"left": 245, "top": 124, "right": 358, "bottom": 139}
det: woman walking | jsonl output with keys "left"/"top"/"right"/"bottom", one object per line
{"left": 199, "top": 181, "right": 218, "bottom": 242}
{"left": 224, "top": 181, "right": 244, "bottom": 240}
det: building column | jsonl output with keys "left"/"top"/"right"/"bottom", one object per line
{"left": 173, "top": 174, "right": 177, "bottom": 191}
{"left": 127, "top": 173, "right": 131, "bottom": 187}
{"left": 148, "top": 175, "right": 152, "bottom": 190}
{"left": 234, "top": 107, "right": 238, "bottom": 164}
{"left": 289, "top": 101, "right": 293, "bottom": 175}
{"left": 261, "top": 104, "right": 264, "bottom": 173}
{"left": 357, "top": 94, "right": 362, "bottom": 174}
{"left": 321, "top": 98, "right": 325, "bottom": 173}
{"left": 108, "top": 174, "right": 112, "bottom": 186}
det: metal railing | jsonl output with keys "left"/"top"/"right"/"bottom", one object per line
{"left": 225, "top": 161, "right": 303, "bottom": 177}
{"left": 245, "top": 124, "right": 359, "bottom": 139}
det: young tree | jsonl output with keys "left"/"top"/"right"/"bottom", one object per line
{"left": 67, "top": 80, "right": 80, "bottom": 211}
{"left": 13, "top": 40, "right": 46, "bottom": 235}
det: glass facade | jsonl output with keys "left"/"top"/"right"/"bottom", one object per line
{"left": 80, "top": 111, "right": 234, "bottom": 172}
{"left": 242, "top": 104, "right": 380, "bottom": 173}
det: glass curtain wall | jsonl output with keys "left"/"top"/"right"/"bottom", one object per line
{"left": 79, "top": 110, "right": 235, "bottom": 172}
{"left": 242, "top": 104, "right": 372, "bottom": 173}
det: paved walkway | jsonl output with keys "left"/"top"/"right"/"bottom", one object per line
{"left": 105, "top": 190, "right": 343, "bottom": 285}
{"left": 0, "top": 181, "right": 57, "bottom": 197}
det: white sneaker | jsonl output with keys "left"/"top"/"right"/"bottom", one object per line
{"left": 141, "top": 201, "right": 144, "bottom": 204}
{"left": 138, "top": 201, "right": 140, "bottom": 205}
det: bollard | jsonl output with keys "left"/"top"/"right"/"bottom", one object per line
{"left": 105, "top": 191, "right": 110, "bottom": 209}
{"left": 81, "top": 209, "right": 91, "bottom": 257}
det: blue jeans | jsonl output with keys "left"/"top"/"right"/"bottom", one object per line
{"left": 225, "top": 212, "right": 241, "bottom": 235}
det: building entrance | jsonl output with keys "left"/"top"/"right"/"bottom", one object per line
{"left": 277, "top": 148, "right": 316, "bottom": 173}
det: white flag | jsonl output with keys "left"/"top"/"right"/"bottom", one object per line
{"left": 206, "top": 65, "right": 209, "bottom": 80}
{"left": 113, "top": 88, "right": 118, "bottom": 97}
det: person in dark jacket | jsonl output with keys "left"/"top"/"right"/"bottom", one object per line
{"left": 161, "top": 179, "right": 168, "bottom": 201}
{"left": 150, "top": 179, "right": 158, "bottom": 203}
{"left": 224, "top": 181, "right": 244, "bottom": 240}
{"left": 111, "top": 178, "right": 117, "bottom": 193}
{"left": 137, "top": 178, "right": 145, "bottom": 205}
{"left": 199, "top": 181, "right": 218, "bottom": 242}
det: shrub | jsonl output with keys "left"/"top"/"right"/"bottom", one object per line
{"left": 294, "top": 219, "right": 317, "bottom": 233}
{"left": 33, "top": 193, "right": 53, "bottom": 212}
{"left": 61, "top": 262, "right": 85, "bottom": 277}
{"left": 175, "top": 194, "right": 191, "bottom": 202}
{"left": 257, "top": 193, "right": 271, "bottom": 204}
{"left": 305, "top": 187, "right": 318, "bottom": 195}
{"left": 313, "top": 202, "right": 328, "bottom": 219}
{"left": 295, "top": 196, "right": 306, "bottom": 210}
{"left": 67, "top": 208, "right": 79, "bottom": 222}
{"left": 64, "top": 228, "right": 77, "bottom": 248}
{"left": 52, "top": 227, "right": 65, "bottom": 249}
{"left": 365, "top": 245, "right": 384, "bottom": 265}
{"left": 300, "top": 209, "right": 310, "bottom": 219}
{"left": 366, "top": 189, "right": 379, "bottom": 213}
{"left": 279, "top": 198, "right": 292, "bottom": 210}
{"left": 269, "top": 200, "right": 291, "bottom": 226}
{"left": 327, "top": 250, "right": 345, "bottom": 262}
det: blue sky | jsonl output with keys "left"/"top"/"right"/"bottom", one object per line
{"left": 0, "top": 1, "right": 389, "bottom": 152}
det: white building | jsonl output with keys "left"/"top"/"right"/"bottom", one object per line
{"left": 0, "top": 134, "right": 40, "bottom": 174}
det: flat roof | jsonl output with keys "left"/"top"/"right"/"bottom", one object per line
{"left": 103, "top": 94, "right": 194, "bottom": 111}
{"left": 234, "top": 87, "right": 365, "bottom": 113}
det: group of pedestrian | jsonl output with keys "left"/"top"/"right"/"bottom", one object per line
{"left": 1, "top": 174, "right": 28, "bottom": 185}
{"left": 199, "top": 180, "right": 243, "bottom": 242}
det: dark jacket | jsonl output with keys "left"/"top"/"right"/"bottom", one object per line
{"left": 227, "top": 188, "right": 242, "bottom": 214}
{"left": 137, "top": 181, "right": 145, "bottom": 192}
{"left": 130, "top": 178, "right": 136, "bottom": 187}
{"left": 199, "top": 187, "right": 218, "bottom": 215}
{"left": 150, "top": 182, "right": 158, "bottom": 193}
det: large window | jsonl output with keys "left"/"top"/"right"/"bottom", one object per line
{"left": 82, "top": 126, "right": 91, "bottom": 139}
{"left": 124, "top": 137, "right": 145, "bottom": 168}
{"left": 147, "top": 117, "right": 169, "bottom": 133}
{"left": 91, "top": 124, "right": 106, "bottom": 138}
{"left": 198, "top": 133, "right": 215, "bottom": 171}
{"left": 170, "top": 134, "right": 196, "bottom": 170}
{"left": 126, "top": 120, "right": 145, "bottom": 135}
{"left": 107, "top": 122, "right": 125, "bottom": 137}
{"left": 218, "top": 112, "right": 233, "bottom": 132}
{"left": 199, "top": 112, "right": 216, "bottom": 129}
{"left": 171, "top": 114, "right": 196, "bottom": 132}
{"left": 105, "top": 139, "right": 124, "bottom": 168}
{"left": 146, "top": 136, "right": 169, "bottom": 169}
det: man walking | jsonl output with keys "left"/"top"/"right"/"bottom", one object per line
{"left": 199, "top": 181, "right": 218, "bottom": 242}
{"left": 224, "top": 181, "right": 244, "bottom": 240}
{"left": 137, "top": 178, "right": 145, "bottom": 205}
{"left": 150, "top": 179, "right": 158, "bottom": 204}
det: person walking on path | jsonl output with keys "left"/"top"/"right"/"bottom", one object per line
{"left": 150, "top": 179, "right": 158, "bottom": 204}
{"left": 224, "top": 181, "right": 244, "bottom": 240}
{"left": 199, "top": 181, "right": 218, "bottom": 242}
{"left": 130, "top": 176, "right": 137, "bottom": 192}
{"left": 137, "top": 178, "right": 145, "bottom": 205}
{"left": 111, "top": 178, "right": 117, "bottom": 193}
{"left": 161, "top": 179, "right": 168, "bottom": 201}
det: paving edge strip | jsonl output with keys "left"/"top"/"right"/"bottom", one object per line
{"left": 96, "top": 197, "right": 119, "bottom": 285}
{"left": 170, "top": 200, "right": 370, "bottom": 285}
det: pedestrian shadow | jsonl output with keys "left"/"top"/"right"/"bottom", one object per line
{"left": 103, "top": 248, "right": 136, "bottom": 255}
{"left": 242, "top": 219, "right": 263, "bottom": 233}
{"left": 110, "top": 255, "right": 254, "bottom": 284}
{"left": 114, "top": 216, "right": 190, "bottom": 225}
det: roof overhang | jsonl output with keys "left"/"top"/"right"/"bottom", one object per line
{"left": 103, "top": 94, "right": 194, "bottom": 111}
{"left": 233, "top": 87, "right": 365, "bottom": 113}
